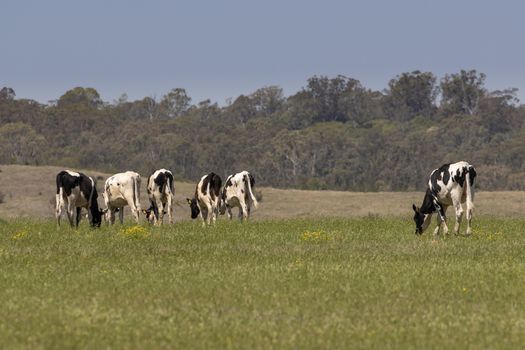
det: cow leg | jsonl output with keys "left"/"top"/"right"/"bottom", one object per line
{"left": 453, "top": 203, "right": 464, "bottom": 235}
{"left": 433, "top": 215, "right": 442, "bottom": 236}
{"left": 167, "top": 194, "right": 174, "bottom": 224}
{"left": 226, "top": 205, "right": 233, "bottom": 220}
{"left": 466, "top": 206, "right": 473, "bottom": 236}
{"left": 212, "top": 200, "right": 220, "bottom": 224}
{"left": 76, "top": 207, "right": 82, "bottom": 227}
{"left": 200, "top": 206, "right": 208, "bottom": 227}
{"left": 118, "top": 208, "right": 125, "bottom": 224}
{"left": 56, "top": 194, "right": 63, "bottom": 226}
{"left": 66, "top": 200, "right": 75, "bottom": 227}
{"left": 440, "top": 205, "right": 449, "bottom": 235}
{"left": 237, "top": 207, "right": 243, "bottom": 221}
{"left": 156, "top": 198, "right": 164, "bottom": 226}
{"left": 130, "top": 203, "right": 141, "bottom": 224}
{"left": 108, "top": 208, "right": 116, "bottom": 225}
{"left": 239, "top": 199, "right": 249, "bottom": 221}
{"left": 86, "top": 205, "right": 93, "bottom": 227}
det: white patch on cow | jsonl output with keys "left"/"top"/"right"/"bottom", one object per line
{"left": 65, "top": 170, "right": 80, "bottom": 177}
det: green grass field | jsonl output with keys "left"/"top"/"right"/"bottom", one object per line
{"left": 1, "top": 217, "right": 525, "bottom": 349}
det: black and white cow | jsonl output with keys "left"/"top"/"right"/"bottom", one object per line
{"left": 103, "top": 171, "right": 142, "bottom": 225}
{"left": 186, "top": 172, "right": 222, "bottom": 226}
{"left": 143, "top": 168, "right": 174, "bottom": 225}
{"left": 219, "top": 171, "right": 258, "bottom": 221}
{"left": 55, "top": 170, "right": 103, "bottom": 227}
{"left": 412, "top": 161, "right": 476, "bottom": 236}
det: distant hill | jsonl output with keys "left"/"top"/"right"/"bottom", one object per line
{"left": 0, "top": 165, "right": 523, "bottom": 221}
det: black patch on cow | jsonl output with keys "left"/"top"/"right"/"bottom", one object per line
{"left": 210, "top": 173, "right": 222, "bottom": 199}
{"left": 154, "top": 172, "right": 167, "bottom": 193}
{"left": 453, "top": 168, "right": 466, "bottom": 187}
{"left": 442, "top": 167, "right": 450, "bottom": 186}
{"left": 419, "top": 188, "right": 436, "bottom": 214}
{"left": 56, "top": 171, "right": 81, "bottom": 196}
{"left": 248, "top": 173, "right": 255, "bottom": 188}
{"left": 413, "top": 188, "right": 438, "bottom": 234}
{"left": 89, "top": 184, "right": 102, "bottom": 227}
{"left": 468, "top": 166, "right": 477, "bottom": 187}
{"left": 201, "top": 172, "right": 222, "bottom": 200}
{"left": 429, "top": 163, "right": 450, "bottom": 194}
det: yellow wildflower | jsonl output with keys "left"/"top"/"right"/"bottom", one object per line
{"left": 119, "top": 225, "right": 150, "bottom": 239}
{"left": 11, "top": 230, "right": 28, "bottom": 240}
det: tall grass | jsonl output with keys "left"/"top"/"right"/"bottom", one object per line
{"left": 1, "top": 217, "right": 524, "bottom": 349}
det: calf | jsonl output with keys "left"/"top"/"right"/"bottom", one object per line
{"left": 220, "top": 171, "right": 258, "bottom": 221}
{"left": 412, "top": 161, "right": 476, "bottom": 236}
{"left": 187, "top": 172, "right": 222, "bottom": 226}
{"left": 55, "top": 170, "right": 103, "bottom": 227}
{"left": 143, "top": 169, "right": 174, "bottom": 225}
{"left": 103, "top": 171, "right": 142, "bottom": 224}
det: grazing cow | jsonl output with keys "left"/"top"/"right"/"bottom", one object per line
{"left": 143, "top": 169, "right": 174, "bottom": 225}
{"left": 219, "top": 171, "right": 258, "bottom": 221}
{"left": 103, "top": 171, "right": 142, "bottom": 224}
{"left": 412, "top": 161, "right": 476, "bottom": 236}
{"left": 186, "top": 172, "right": 222, "bottom": 226}
{"left": 55, "top": 170, "right": 103, "bottom": 227}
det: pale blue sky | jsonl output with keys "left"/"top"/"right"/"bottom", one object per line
{"left": 1, "top": 0, "right": 524, "bottom": 104}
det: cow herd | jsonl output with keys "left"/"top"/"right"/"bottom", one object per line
{"left": 56, "top": 161, "right": 477, "bottom": 236}
{"left": 55, "top": 169, "right": 259, "bottom": 228}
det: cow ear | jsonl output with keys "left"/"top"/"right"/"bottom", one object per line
{"left": 186, "top": 198, "right": 192, "bottom": 205}
{"left": 101, "top": 208, "right": 108, "bottom": 214}
{"left": 412, "top": 204, "right": 419, "bottom": 213}
{"left": 141, "top": 209, "right": 147, "bottom": 214}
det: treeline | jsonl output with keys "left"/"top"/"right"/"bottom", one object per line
{"left": 1, "top": 70, "right": 524, "bottom": 191}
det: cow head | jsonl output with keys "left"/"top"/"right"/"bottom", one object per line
{"left": 92, "top": 209, "right": 103, "bottom": 227}
{"left": 99, "top": 208, "right": 110, "bottom": 224}
{"left": 412, "top": 204, "right": 431, "bottom": 234}
{"left": 88, "top": 206, "right": 106, "bottom": 228}
{"left": 186, "top": 198, "right": 200, "bottom": 219}
{"left": 142, "top": 208, "right": 154, "bottom": 224}
{"left": 142, "top": 207, "right": 169, "bottom": 224}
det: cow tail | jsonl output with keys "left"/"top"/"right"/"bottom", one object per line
{"left": 245, "top": 173, "right": 258, "bottom": 208}
{"left": 465, "top": 166, "right": 475, "bottom": 213}
{"left": 88, "top": 177, "right": 95, "bottom": 207}
{"left": 133, "top": 176, "right": 141, "bottom": 212}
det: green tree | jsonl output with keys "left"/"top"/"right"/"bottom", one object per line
{"left": 0, "top": 87, "right": 15, "bottom": 100}
{"left": 440, "top": 70, "right": 486, "bottom": 116}
{"left": 57, "top": 87, "right": 102, "bottom": 108}
{"left": 159, "top": 88, "right": 192, "bottom": 118}
{"left": 384, "top": 71, "right": 438, "bottom": 121}
{"left": 250, "top": 86, "right": 285, "bottom": 116}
